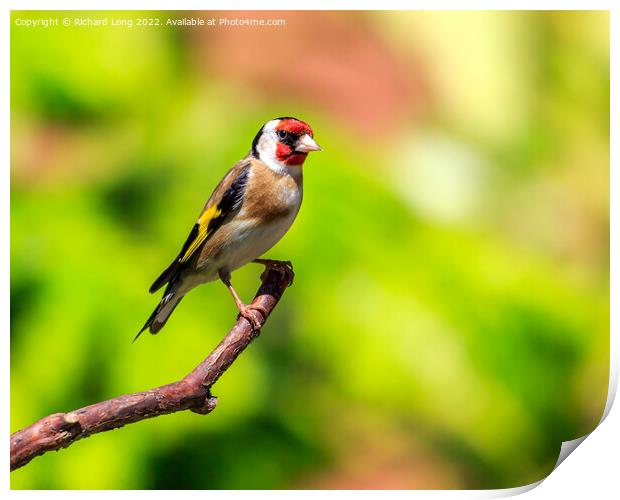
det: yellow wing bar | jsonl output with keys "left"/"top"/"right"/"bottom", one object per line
{"left": 180, "top": 205, "right": 221, "bottom": 263}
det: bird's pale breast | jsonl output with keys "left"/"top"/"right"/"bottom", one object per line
{"left": 194, "top": 161, "right": 302, "bottom": 283}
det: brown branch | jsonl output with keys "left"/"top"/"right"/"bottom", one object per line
{"left": 10, "top": 267, "right": 292, "bottom": 471}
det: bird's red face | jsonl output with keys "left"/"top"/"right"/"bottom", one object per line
{"left": 252, "top": 116, "right": 321, "bottom": 171}
{"left": 274, "top": 118, "right": 317, "bottom": 166}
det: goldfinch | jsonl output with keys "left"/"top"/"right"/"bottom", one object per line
{"left": 136, "top": 117, "right": 321, "bottom": 339}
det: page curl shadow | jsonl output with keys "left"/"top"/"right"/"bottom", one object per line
{"left": 476, "top": 362, "right": 617, "bottom": 497}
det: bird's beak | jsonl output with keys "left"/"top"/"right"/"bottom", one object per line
{"left": 295, "top": 134, "right": 322, "bottom": 153}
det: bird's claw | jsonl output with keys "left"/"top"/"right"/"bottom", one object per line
{"left": 237, "top": 305, "right": 264, "bottom": 331}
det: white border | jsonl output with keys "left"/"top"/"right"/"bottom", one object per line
{"left": 2, "top": 1, "right": 617, "bottom": 498}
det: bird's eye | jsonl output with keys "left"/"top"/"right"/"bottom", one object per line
{"left": 277, "top": 130, "right": 288, "bottom": 140}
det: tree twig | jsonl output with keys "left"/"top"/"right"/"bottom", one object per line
{"left": 10, "top": 266, "right": 293, "bottom": 471}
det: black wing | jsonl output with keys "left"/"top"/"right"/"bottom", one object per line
{"left": 149, "top": 162, "right": 250, "bottom": 293}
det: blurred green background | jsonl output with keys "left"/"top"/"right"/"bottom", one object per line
{"left": 10, "top": 10, "right": 609, "bottom": 489}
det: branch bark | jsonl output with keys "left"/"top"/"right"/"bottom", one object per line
{"left": 10, "top": 267, "right": 292, "bottom": 471}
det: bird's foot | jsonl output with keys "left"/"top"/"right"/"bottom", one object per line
{"left": 253, "top": 259, "right": 295, "bottom": 287}
{"left": 237, "top": 304, "right": 265, "bottom": 331}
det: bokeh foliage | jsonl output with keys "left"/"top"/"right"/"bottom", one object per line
{"left": 10, "top": 10, "right": 609, "bottom": 489}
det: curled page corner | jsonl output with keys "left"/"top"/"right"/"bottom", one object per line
{"left": 550, "top": 358, "right": 618, "bottom": 470}
{"left": 553, "top": 435, "right": 589, "bottom": 469}
{"left": 481, "top": 364, "right": 617, "bottom": 498}
{"left": 480, "top": 435, "right": 599, "bottom": 498}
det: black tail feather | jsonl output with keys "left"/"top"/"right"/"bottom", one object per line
{"left": 134, "top": 305, "right": 160, "bottom": 342}
{"left": 134, "top": 287, "right": 183, "bottom": 342}
{"left": 149, "top": 260, "right": 178, "bottom": 294}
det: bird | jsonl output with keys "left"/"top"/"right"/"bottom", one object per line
{"left": 135, "top": 117, "right": 321, "bottom": 340}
